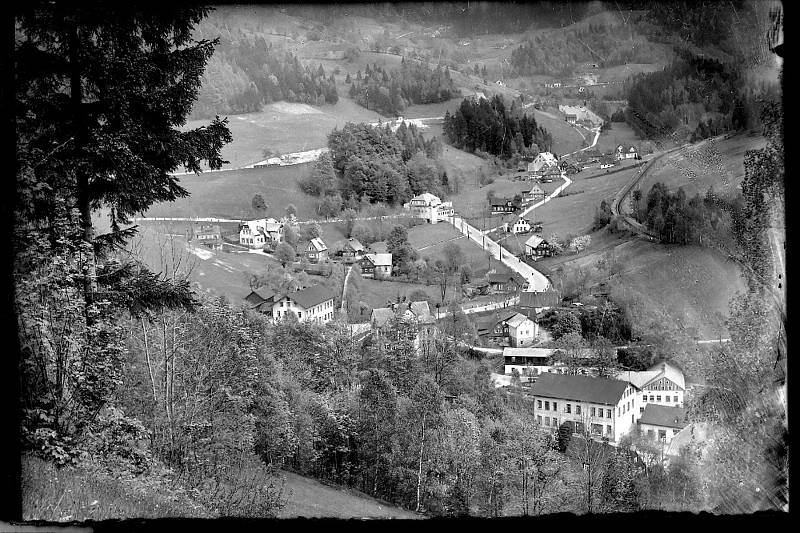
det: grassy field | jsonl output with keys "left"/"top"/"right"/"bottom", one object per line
{"left": 638, "top": 131, "right": 767, "bottom": 198}
{"left": 528, "top": 108, "right": 587, "bottom": 156}
{"left": 406, "top": 222, "right": 507, "bottom": 278}
{"left": 594, "top": 121, "right": 654, "bottom": 155}
{"left": 131, "top": 224, "right": 279, "bottom": 304}
{"left": 528, "top": 164, "right": 643, "bottom": 238}
{"left": 184, "top": 96, "right": 384, "bottom": 170}
{"left": 449, "top": 175, "right": 563, "bottom": 219}
{"left": 147, "top": 164, "right": 319, "bottom": 220}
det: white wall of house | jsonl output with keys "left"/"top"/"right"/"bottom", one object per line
{"left": 639, "top": 423, "right": 682, "bottom": 444}
{"left": 509, "top": 319, "right": 539, "bottom": 347}
{"left": 640, "top": 379, "right": 684, "bottom": 408}
{"left": 533, "top": 382, "right": 640, "bottom": 442}
{"left": 271, "top": 296, "right": 335, "bottom": 324}
{"left": 504, "top": 363, "right": 552, "bottom": 376}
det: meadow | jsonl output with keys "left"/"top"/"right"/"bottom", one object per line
{"left": 406, "top": 222, "right": 510, "bottom": 278}
{"left": 637, "top": 131, "right": 766, "bottom": 198}
{"left": 147, "top": 164, "right": 318, "bottom": 220}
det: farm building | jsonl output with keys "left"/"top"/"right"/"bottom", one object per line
{"left": 615, "top": 144, "right": 639, "bottom": 160}
{"left": 239, "top": 218, "right": 284, "bottom": 249}
{"left": 507, "top": 218, "right": 532, "bottom": 234}
{"left": 336, "top": 237, "right": 366, "bottom": 262}
{"left": 599, "top": 155, "right": 616, "bottom": 169}
{"left": 487, "top": 272, "right": 525, "bottom": 293}
{"left": 491, "top": 198, "right": 521, "bottom": 214}
{"left": 565, "top": 113, "right": 577, "bottom": 124}
{"left": 524, "top": 234, "right": 553, "bottom": 259}
{"left": 519, "top": 288, "right": 561, "bottom": 313}
{"left": 306, "top": 237, "right": 329, "bottom": 263}
{"left": 361, "top": 253, "right": 393, "bottom": 279}
{"left": 524, "top": 185, "right": 546, "bottom": 203}
{"left": 638, "top": 405, "right": 688, "bottom": 444}
{"left": 504, "top": 347, "right": 555, "bottom": 376}
{"left": 528, "top": 152, "right": 559, "bottom": 174}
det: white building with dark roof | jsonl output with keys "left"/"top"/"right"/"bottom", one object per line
{"left": 403, "top": 192, "right": 454, "bottom": 224}
{"left": 616, "top": 360, "right": 686, "bottom": 409}
{"left": 638, "top": 404, "right": 688, "bottom": 444}
{"left": 239, "top": 218, "right": 284, "bottom": 248}
{"left": 503, "top": 347, "right": 554, "bottom": 376}
{"left": 271, "top": 284, "right": 336, "bottom": 324}
{"left": 531, "top": 373, "right": 642, "bottom": 443}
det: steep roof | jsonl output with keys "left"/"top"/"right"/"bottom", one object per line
{"left": 503, "top": 347, "right": 555, "bottom": 358}
{"left": 370, "top": 307, "right": 394, "bottom": 328}
{"left": 639, "top": 404, "right": 688, "bottom": 429}
{"left": 527, "top": 185, "right": 545, "bottom": 194}
{"left": 251, "top": 287, "right": 276, "bottom": 302}
{"left": 617, "top": 360, "right": 686, "bottom": 390}
{"left": 505, "top": 313, "right": 532, "bottom": 329}
{"left": 519, "top": 289, "right": 561, "bottom": 308}
{"left": 345, "top": 237, "right": 365, "bottom": 252}
{"left": 616, "top": 369, "right": 661, "bottom": 389}
{"left": 531, "top": 373, "right": 629, "bottom": 406}
{"left": 288, "top": 284, "right": 335, "bottom": 309}
{"left": 365, "top": 253, "right": 392, "bottom": 267}
{"left": 308, "top": 237, "right": 327, "bottom": 252}
{"left": 409, "top": 301, "right": 434, "bottom": 323}
{"left": 525, "top": 235, "right": 545, "bottom": 248}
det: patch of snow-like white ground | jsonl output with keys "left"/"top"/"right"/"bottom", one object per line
{"left": 185, "top": 244, "right": 213, "bottom": 260}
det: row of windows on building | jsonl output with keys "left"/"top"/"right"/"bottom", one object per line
{"left": 242, "top": 236, "right": 262, "bottom": 245}
{"left": 644, "top": 380, "right": 677, "bottom": 391}
{"left": 646, "top": 428, "right": 680, "bottom": 441}
{"left": 536, "top": 415, "right": 613, "bottom": 436}
{"left": 643, "top": 394, "right": 679, "bottom": 403}
{"left": 537, "top": 400, "right": 613, "bottom": 419}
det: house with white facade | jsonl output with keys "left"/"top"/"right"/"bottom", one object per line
{"left": 528, "top": 152, "right": 558, "bottom": 174}
{"left": 523, "top": 185, "right": 545, "bottom": 204}
{"left": 239, "top": 218, "right": 284, "bottom": 248}
{"left": 306, "top": 237, "right": 329, "bottom": 263}
{"left": 361, "top": 253, "right": 393, "bottom": 279}
{"left": 507, "top": 218, "right": 532, "bottom": 234}
{"left": 504, "top": 347, "right": 555, "bottom": 376}
{"left": 531, "top": 373, "right": 642, "bottom": 443}
{"left": 615, "top": 144, "right": 639, "bottom": 160}
{"left": 616, "top": 361, "right": 686, "bottom": 410}
{"left": 638, "top": 404, "right": 688, "bottom": 445}
{"left": 403, "top": 192, "right": 454, "bottom": 224}
{"left": 270, "top": 284, "right": 336, "bottom": 324}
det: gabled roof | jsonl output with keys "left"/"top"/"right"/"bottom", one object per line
{"left": 503, "top": 347, "right": 555, "bottom": 358}
{"left": 410, "top": 192, "right": 442, "bottom": 206}
{"left": 287, "top": 284, "right": 335, "bottom": 309}
{"left": 308, "top": 237, "right": 327, "bottom": 252}
{"left": 251, "top": 287, "right": 276, "bottom": 302}
{"left": 505, "top": 313, "right": 532, "bottom": 328}
{"left": 370, "top": 307, "right": 394, "bottom": 328}
{"left": 639, "top": 404, "right": 688, "bottom": 429}
{"left": 524, "top": 235, "right": 545, "bottom": 248}
{"left": 532, "top": 373, "right": 630, "bottom": 406}
{"left": 345, "top": 237, "right": 365, "bottom": 252}
{"left": 527, "top": 185, "right": 545, "bottom": 195}
{"left": 409, "top": 301, "right": 434, "bottom": 323}
{"left": 365, "top": 253, "right": 392, "bottom": 267}
{"left": 616, "top": 369, "right": 661, "bottom": 389}
{"left": 519, "top": 289, "right": 561, "bottom": 308}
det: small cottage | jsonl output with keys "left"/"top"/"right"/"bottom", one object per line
{"left": 361, "top": 253, "right": 393, "bottom": 279}
{"left": 524, "top": 234, "right": 553, "bottom": 260}
{"left": 306, "top": 237, "right": 329, "bottom": 263}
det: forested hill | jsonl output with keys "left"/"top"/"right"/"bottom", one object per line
{"left": 443, "top": 95, "right": 553, "bottom": 159}
{"left": 348, "top": 60, "right": 460, "bottom": 117}
{"left": 189, "top": 30, "right": 338, "bottom": 120}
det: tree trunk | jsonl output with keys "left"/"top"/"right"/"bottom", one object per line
{"left": 415, "top": 415, "right": 427, "bottom": 512}
{"left": 141, "top": 317, "right": 158, "bottom": 404}
{"left": 69, "top": 26, "right": 97, "bottom": 320}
